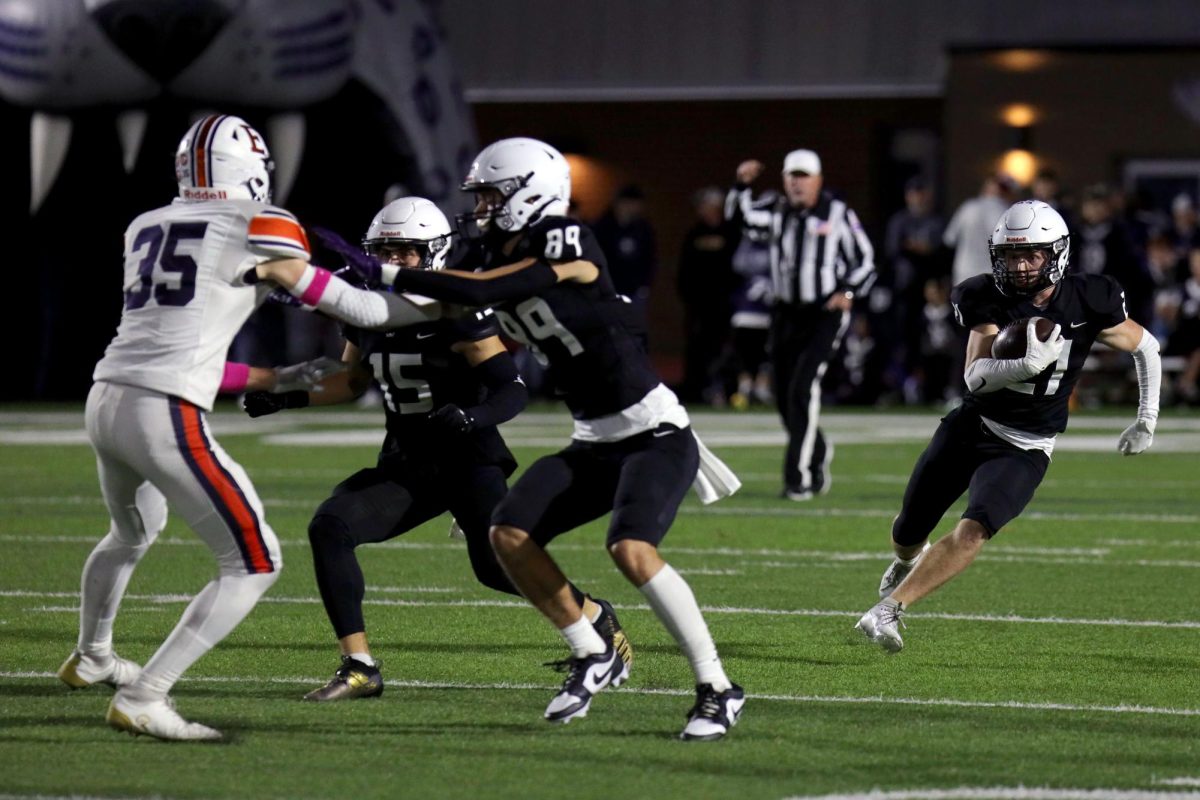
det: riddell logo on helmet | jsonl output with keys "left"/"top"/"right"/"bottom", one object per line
{"left": 1005, "top": 236, "right": 1028, "bottom": 242}
{"left": 182, "top": 187, "right": 229, "bottom": 200}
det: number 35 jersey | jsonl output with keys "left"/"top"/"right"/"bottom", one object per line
{"left": 466, "top": 217, "right": 660, "bottom": 420}
{"left": 952, "top": 273, "right": 1128, "bottom": 435}
{"left": 94, "top": 199, "right": 310, "bottom": 410}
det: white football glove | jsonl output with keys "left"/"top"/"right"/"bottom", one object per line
{"left": 1022, "top": 320, "right": 1065, "bottom": 374}
{"left": 274, "top": 357, "right": 348, "bottom": 393}
{"left": 1117, "top": 418, "right": 1155, "bottom": 456}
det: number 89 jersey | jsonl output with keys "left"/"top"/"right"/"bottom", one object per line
{"left": 952, "top": 272, "right": 1128, "bottom": 435}
{"left": 94, "top": 199, "right": 309, "bottom": 410}
{"left": 472, "top": 216, "right": 660, "bottom": 420}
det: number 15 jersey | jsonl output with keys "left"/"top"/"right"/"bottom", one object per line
{"left": 465, "top": 217, "right": 660, "bottom": 420}
{"left": 94, "top": 199, "right": 311, "bottom": 410}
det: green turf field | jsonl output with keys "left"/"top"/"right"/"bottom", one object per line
{"left": 2, "top": 405, "right": 1198, "bottom": 800}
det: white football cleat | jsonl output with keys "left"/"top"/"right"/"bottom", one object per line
{"left": 58, "top": 650, "right": 142, "bottom": 689}
{"left": 878, "top": 542, "right": 931, "bottom": 599}
{"left": 543, "top": 645, "right": 629, "bottom": 724}
{"left": 680, "top": 683, "right": 745, "bottom": 741}
{"left": 855, "top": 598, "right": 906, "bottom": 653}
{"left": 106, "top": 691, "right": 222, "bottom": 742}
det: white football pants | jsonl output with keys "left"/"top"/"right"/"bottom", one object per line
{"left": 79, "top": 381, "right": 282, "bottom": 696}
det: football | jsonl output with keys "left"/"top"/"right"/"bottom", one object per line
{"left": 991, "top": 317, "right": 1056, "bottom": 359}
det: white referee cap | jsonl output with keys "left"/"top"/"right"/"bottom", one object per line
{"left": 782, "top": 149, "right": 821, "bottom": 176}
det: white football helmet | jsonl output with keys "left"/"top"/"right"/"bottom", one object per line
{"left": 363, "top": 197, "right": 452, "bottom": 270}
{"left": 175, "top": 114, "right": 273, "bottom": 203}
{"left": 988, "top": 200, "right": 1071, "bottom": 296}
{"left": 460, "top": 137, "right": 570, "bottom": 233}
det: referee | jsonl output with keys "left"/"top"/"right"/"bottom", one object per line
{"left": 726, "top": 149, "right": 875, "bottom": 500}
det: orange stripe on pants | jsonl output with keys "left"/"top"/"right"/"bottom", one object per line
{"left": 178, "top": 403, "right": 272, "bottom": 573}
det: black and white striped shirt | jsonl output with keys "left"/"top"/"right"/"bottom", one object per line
{"left": 725, "top": 187, "right": 875, "bottom": 306}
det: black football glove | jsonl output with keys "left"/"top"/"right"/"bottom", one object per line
{"left": 428, "top": 403, "right": 475, "bottom": 434}
{"left": 243, "top": 390, "right": 310, "bottom": 418}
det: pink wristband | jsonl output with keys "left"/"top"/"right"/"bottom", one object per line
{"left": 298, "top": 267, "right": 332, "bottom": 307}
{"left": 219, "top": 362, "right": 250, "bottom": 393}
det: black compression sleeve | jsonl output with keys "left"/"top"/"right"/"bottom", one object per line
{"left": 463, "top": 352, "right": 528, "bottom": 429}
{"left": 391, "top": 260, "right": 558, "bottom": 306}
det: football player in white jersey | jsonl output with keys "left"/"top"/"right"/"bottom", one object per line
{"left": 61, "top": 114, "right": 439, "bottom": 742}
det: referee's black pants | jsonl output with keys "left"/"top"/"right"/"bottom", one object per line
{"left": 770, "top": 304, "right": 850, "bottom": 494}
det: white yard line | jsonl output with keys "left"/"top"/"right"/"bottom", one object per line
{"left": 2, "top": 671, "right": 1198, "bottom": 721}
{"left": 3, "top": 535, "right": 1200, "bottom": 571}
{"left": 4, "top": 589, "right": 1199, "bottom": 629}
{"left": 4, "top": 496, "right": 1197, "bottom": 525}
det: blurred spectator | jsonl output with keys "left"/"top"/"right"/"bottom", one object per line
{"left": 726, "top": 206, "right": 776, "bottom": 410}
{"left": 1031, "top": 167, "right": 1077, "bottom": 233}
{"left": 1119, "top": 187, "right": 1168, "bottom": 258}
{"left": 914, "top": 278, "right": 958, "bottom": 405}
{"left": 593, "top": 183, "right": 658, "bottom": 307}
{"left": 677, "top": 187, "right": 738, "bottom": 405}
{"left": 1148, "top": 234, "right": 1182, "bottom": 342}
{"left": 883, "top": 175, "right": 945, "bottom": 391}
{"left": 1077, "top": 183, "right": 1154, "bottom": 325}
{"left": 1166, "top": 193, "right": 1200, "bottom": 283}
{"left": 834, "top": 314, "right": 880, "bottom": 405}
{"left": 944, "top": 173, "right": 1015, "bottom": 286}
{"left": 1162, "top": 245, "right": 1200, "bottom": 404}
{"left": 1030, "top": 168, "right": 1063, "bottom": 209}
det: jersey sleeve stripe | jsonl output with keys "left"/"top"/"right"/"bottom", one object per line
{"left": 248, "top": 215, "right": 311, "bottom": 258}
{"left": 170, "top": 399, "right": 275, "bottom": 574}
{"left": 249, "top": 216, "right": 310, "bottom": 248}
{"left": 247, "top": 236, "right": 311, "bottom": 258}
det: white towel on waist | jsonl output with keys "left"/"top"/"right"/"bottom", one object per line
{"left": 692, "top": 432, "right": 741, "bottom": 504}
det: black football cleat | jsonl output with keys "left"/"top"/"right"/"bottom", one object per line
{"left": 591, "top": 597, "right": 633, "bottom": 668}
{"left": 303, "top": 656, "right": 384, "bottom": 702}
{"left": 680, "top": 683, "right": 745, "bottom": 741}
{"left": 543, "top": 644, "right": 630, "bottom": 724}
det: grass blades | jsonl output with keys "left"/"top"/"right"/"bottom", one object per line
{"left": 1, "top": 407, "right": 1198, "bottom": 799}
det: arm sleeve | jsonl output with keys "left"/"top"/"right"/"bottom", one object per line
{"left": 288, "top": 266, "right": 442, "bottom": 329}
{"left": 1130, "top": 327, "right": 1161, "bottom": 423}
{"left": 963, "top": 355, "right": 1040, "bottom": 394}
{"left": 391, "top": 260, "right": 558, "bottom": 306}
{"left": 462, "top": 352, "right": 528, "bottom": 429}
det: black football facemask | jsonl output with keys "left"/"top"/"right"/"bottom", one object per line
{"left": 988, "top": 244, "right": 1066, "bottom": 297}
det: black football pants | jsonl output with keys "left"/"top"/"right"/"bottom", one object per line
{"left": 306, "top": 462, "right": 519, "bottom": 639}
{"left": 771, "top": 305, "right": 850, "bottom": 493}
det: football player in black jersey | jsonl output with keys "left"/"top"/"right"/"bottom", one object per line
{"left": 856, "top": 200, "right": 1162, "bottom": 653}
{"left": 344, "top": 139, "right": 745, "bottom": 740}
{"left": 242, "top": 197, "right": 630, "bottom": 700}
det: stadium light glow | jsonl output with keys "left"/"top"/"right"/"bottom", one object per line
{"left": 1000, "top": 149, "right": 1038, "bottom": 186}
